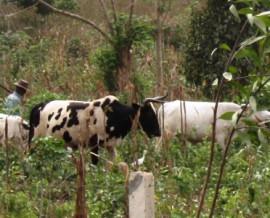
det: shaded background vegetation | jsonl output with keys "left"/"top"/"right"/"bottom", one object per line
{"left": 0, "top": 0, "right": 270, "bottom": 217}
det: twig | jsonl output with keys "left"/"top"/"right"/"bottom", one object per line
{"left": 99, "top": 0, "right": 115, "bottom": 36}
{"left": 208, "top": 20, "right": 249, "bottom": 218}
{"left": 126, "top": 0, "right": 135, "bottom": 35}
{"left": 36, "top": 0, "right": 113, "bottom": 44}
{"left": 196, "top": 19, "right": 249, "bottom": 218}
{"left": 0, "top": 84, "right": 12, "bottom": 93}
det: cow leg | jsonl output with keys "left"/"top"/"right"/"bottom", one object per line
{"left": 89, "top": 134, "right": 99, "bottom": 165}
{"left": 90, "top": 144, "right": 99, "bottom": 165}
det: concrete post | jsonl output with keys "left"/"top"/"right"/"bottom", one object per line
{"left": 128, "top": 171, "right": 155, "bottom": 218}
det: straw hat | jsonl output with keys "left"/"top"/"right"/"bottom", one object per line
{"left": 14, "top": 79, "right": 29, "bottom": 91}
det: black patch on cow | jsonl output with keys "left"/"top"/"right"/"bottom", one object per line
{"left": 103, "top": 100, "right": 160, "bottom": 140}
{"left": 138, "top": 103, "right": 160, "bottom": 138}
{"left": 63, "top": 130, "right": 72, "bottom": 142}
{"left": 93, "top": 118, "right": 97, "bottom": 125}
{"left": 101, "top": 98, "right": 111, "bottom": 110}
{"left": 29, "top": 101, "right": 50, "bottom": 145}
{"left": 66, "top": 102, "right": 89, "bottom": 127}
{"left": 48, "top": 112, "right": 54, "bottom": 121}
{"left": 89, "top": 134, "right": 99, "bottom": 165}
{"left": 52, "top": 117, "right": 67, "bottom": 133}
{"left": 93, "top": 101, "right": 101, "bottom": 107}
{"left": 104, "top": 100, "right": 137, "bottom": 140}
{"left": 99, "top": 139, "right": 105, "bottom": 147}
{"left": 55, "top": 108, "right": 63, "bottom": 120}
{"left": 90, "top": 134, "right": 98, "bottom": 146}
{"left": 47, "top": 124, "right": 49, "bottom": 129}
{"left": 90, "top": 110, "right": 94, "bottom": 116}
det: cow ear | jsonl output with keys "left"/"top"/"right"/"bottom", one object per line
{"left": 132, "top": 103, "right": 141, "bottom": 112}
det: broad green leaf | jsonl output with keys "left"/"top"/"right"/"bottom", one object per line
{"left": 257, "top": 11, "right": 270, "bottom": 16}
{"left": 253, "top": 16, "right": 266, "bottom": 33}
{"left": 212, "top": 78, "right": 218, "bottom": 86}
{"left": 219, "top": 112, "right": 235, "bottom": 120}
{"left": 240, "top": 36, "right": 266, "bottom": 47}
{"left": 234, "top": 47, "right": 261, "bottom": 66}
{"left": 228, "top": 65, "right": 238, "bottom": 73}
{"left": 247, "top": 14, "right": 254, "bottom": 26}
{"left": 236, "top": 130, "right": 251, "bottom": 145}
{"left": 219, "top": 43, "right": 231, "bottom": 51}
{"left": 252, "top": 80, "right": 258, "bottom": 92}
{"left": 258, "top": 129, "right": 267, "bottom": 146}
{"left": 241, "top": 118, "right": 257, "bottom": 127}
{"left": 232, "top": 111, "right": 239, "bottom": 128}
{"left": 238, "top": 7, "right": 254, "bottom": 15}
{"left": 230, "top": 5, "right": 241, "bottom": 22}
{"left": 249, "top": 96, "right": 257, "bottom": 112}
{"left": 223, "top": 72, "right": 233, "bottom": 81}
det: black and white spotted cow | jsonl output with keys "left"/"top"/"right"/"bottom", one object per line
{"left": 29, "top": 95, "right": 166, "bottom": 164}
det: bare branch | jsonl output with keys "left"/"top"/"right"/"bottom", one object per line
{"left": 208, "top": 20, "right": 249, "bottom": 218}
{"left": 36, "top": 0, "right": 113, "bottom": 44}
{"left": 110, "top": 0, "right": 118, "bottom": 22}
{"left": 196, "top": 20, "right": 249, "bottom": 218}
{"left": 161, "top": 0, "right": 172, "bottom": 25}
{"left": 99, "top": 0, "right": 115, "bottom": 36}
{"left": 127, "top": 0, "right": 135, "bottom": 33}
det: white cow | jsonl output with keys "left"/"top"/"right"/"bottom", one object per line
{"left": 156, "top": 100, "right": 270, "bottom": 150}
{"left": 0, "top": 113, "right": 30, "bottom": 151}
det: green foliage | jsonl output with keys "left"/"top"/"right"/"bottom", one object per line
{"left": 92, "top": 46, "right": 119, "bottom": 91}
{"left": 10, "top": 0, "right": 54, "bottom": 15}
{"left": 25, "top": 138, "right": 75, "bottom": 186}
{"left": 86, "top": 166, "right": 126, "bottom": 217}
{"left": 55, "top": 0, "right": 80, "bottom": 12}
{"left": 181, "top": 0, "right": 252, "bottom": 97}
{"left": 0, "top": 0, "right": 270, "bottom": 217}
{"left": 0, "top": 31, "right": 52, "bottom": 78}
{"left": 0, "top": 191, "right": 37, "bottom": 218}
{"left": 9, "top": 0, "right": 79, "bottom": 14}
{"left": 24, "top": 90, "right": 66, "bottom": 119}
{"left": 112, "top": 13, "right": 155, "bottom": 49}
{"left": 66, "top": 37, "right": 87, "bottom": 60}
{"left": 0, "top": 126, "right": 270, "bottom": 217}
{"left": 2, "top": 31, "right": 32, "bottom": 77}
{"left": 93, "top": 13, "right": 155, "bottom": 92}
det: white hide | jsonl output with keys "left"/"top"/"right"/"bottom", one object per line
{"left": 0, "top": 113, "right": 29, "bottom": 151}
{"left": 156, "top": 101, "right": 270, "bottom": 150}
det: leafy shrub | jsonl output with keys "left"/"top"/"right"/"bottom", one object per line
{"left": 181, "top": 0, "right": 253, "bottom": 97}
{"left": 10, "top": 0, "right": 79, "bottom": 14}
{"left": 24, "top": 90, "right": 66, "bottom": 118}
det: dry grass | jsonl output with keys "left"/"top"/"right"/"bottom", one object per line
{"left": 0, "top": 0, "right": 206, "bottom": 101}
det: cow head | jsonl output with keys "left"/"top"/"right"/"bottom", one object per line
{"left": 136, "top": 93, "right": 168, "bottom": 138}
{"left": 250, "top": 110, "right": 270, "bottom": 123}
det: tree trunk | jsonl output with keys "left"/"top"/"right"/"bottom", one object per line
{"left": 155, "top": 0, "right": 164, "bottom": 95}
{"left": 73, "top": 146, "right": 87, "bottom": 218}
{"left": 117, "top": 46, "right": 132, "bottom": 92}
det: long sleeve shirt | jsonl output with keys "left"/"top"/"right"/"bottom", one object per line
{"left": 5, "top": 91, "right": 23, "bottom": 116}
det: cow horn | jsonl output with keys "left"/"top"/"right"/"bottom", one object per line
{"left": 143, "top": 92, "right": 168, "bottom": 105}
